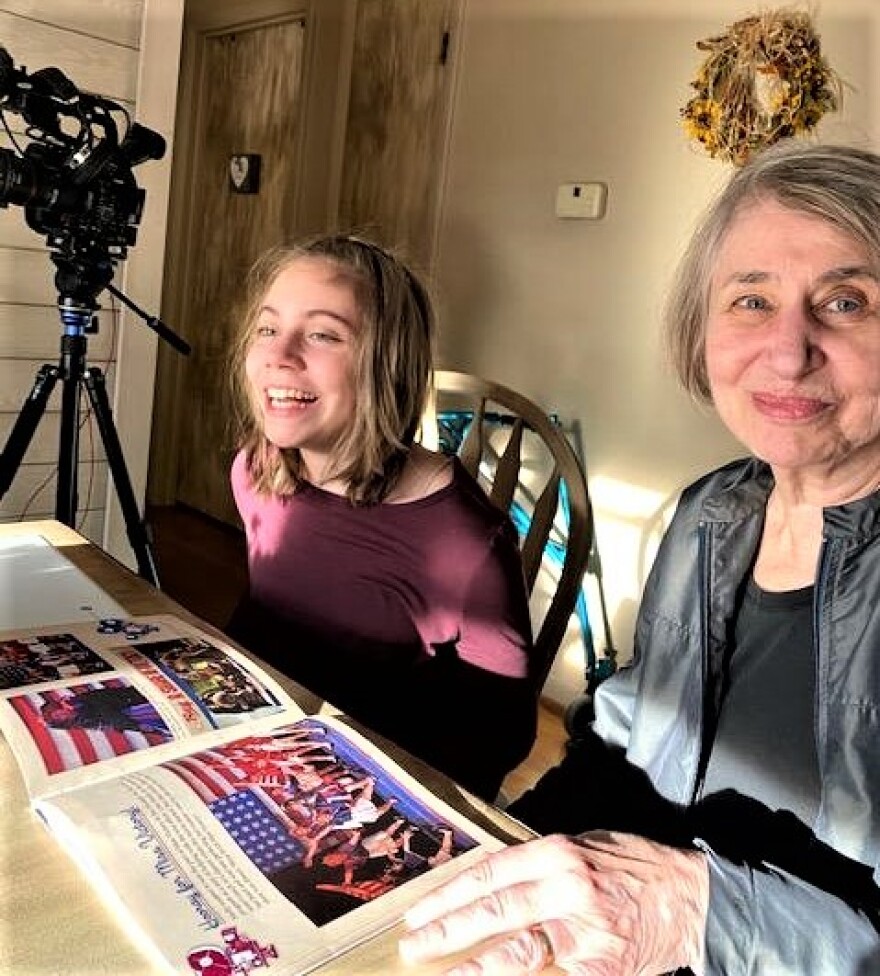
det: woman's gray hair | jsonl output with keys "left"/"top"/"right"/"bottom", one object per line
{"left": 665, "top": 140, "right": 880, "bottom": 402}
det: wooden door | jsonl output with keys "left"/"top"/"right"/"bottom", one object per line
{"left": 169, "top": 18, "right": 305, "bottom": 524}
{"left": 150, "top": 0, "right": 459, "bottom": 526}
{"left": 337, "top": 0, "right": 460, "bottom": 270}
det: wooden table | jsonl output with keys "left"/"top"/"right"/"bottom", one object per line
{"left": 0, "top": 521, "right": 536, "bottom": 976}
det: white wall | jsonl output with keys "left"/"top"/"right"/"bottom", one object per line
{"left": 435, "top": 0, "right": 880, "bottom": 705}
{"left": 105, "top": 0, "right": 184, "bottom": 565}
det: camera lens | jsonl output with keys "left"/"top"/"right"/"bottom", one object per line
{"left": 0, "top": 146, "right": 88, "bottom": 226}
{"left": 0, "top": 148, "right": 41, "bottom": 207}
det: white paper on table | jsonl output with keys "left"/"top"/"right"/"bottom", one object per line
{"left": 0, "top": 533, "right": 126, "bottom": 629}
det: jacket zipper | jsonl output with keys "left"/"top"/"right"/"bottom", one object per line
{"left": 813, "top": 533, "right": 830, "bottom": 805}
{"left": 690, "top": 519, "right": 712, "bottom": 804}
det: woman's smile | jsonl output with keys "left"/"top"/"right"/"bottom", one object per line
{"left": 750, "top": 392, "right": 832, "bottom": 422}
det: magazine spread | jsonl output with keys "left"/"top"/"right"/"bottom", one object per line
{"left": 0, "top": 614, "right": 505, "bottom": 975}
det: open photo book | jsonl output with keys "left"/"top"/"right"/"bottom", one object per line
{"left": 0, "top": 613, "right": 506, "bottom": 975}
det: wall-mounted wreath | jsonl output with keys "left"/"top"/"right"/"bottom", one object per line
{"left": 681, "top": 9, "right": 842, "bottom": 166}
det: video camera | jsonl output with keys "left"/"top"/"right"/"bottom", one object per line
{"left": 0, "top": 46, "right": 165, "bottom": 309}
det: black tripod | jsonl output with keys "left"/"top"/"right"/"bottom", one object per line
{"left": 0, "top": 261, "right": 190, "bottom": 586}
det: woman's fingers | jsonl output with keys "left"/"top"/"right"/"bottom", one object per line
{"left": 403, "top": 917, "right": 627, "bottom": 976}
{"left": 435, "top": 924, "right": 557, "bottom": 976}
{"left": 404, "top": 836, "right": 584, "bottom": 929}
{"left": 399, "top": 832, "right": 709, "bottom": 975}
{"left": 401, "top": 838, "right": 609, "bottom": 964}
{"left": 400, "top": 878, "right": 564, "bottom": 962}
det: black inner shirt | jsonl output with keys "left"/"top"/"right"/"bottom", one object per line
{"left": 701, "top": 577, "right": 821, "bottom": 826}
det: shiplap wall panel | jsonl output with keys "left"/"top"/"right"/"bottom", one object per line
{"left": 0, "top": 207, "right": 45, "bottom": 251}
{"left": 0, "top": 459, "right": 109, "bottom": 515}
{"left": 0, "top": 11, "right": 138, "bottom": 103}
{"left": 0, "top": 0, "right": 143, "bottom": 47}
{"left": 0, "top": 412, "right": 107, "bottom": 462}
{"left": 0, "top": 361, "right": 116, "bottom": 412}
{"left": 0, "top": 248, "right": 63, "bottom": 304}
{"left": 0, "top": 307, "right": 117, "bottom": 360}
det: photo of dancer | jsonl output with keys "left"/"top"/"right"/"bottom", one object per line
{"left": 0, "top": 633, "right": 112, "bottom": 689}
{"left": 40, "top": 685, "right": 169, "bottom": 734}
{"left": 163, "top": 718, "right": 478, "bottom": 925}
{"left": 131, "top": 636, "right": 285, "bottom": 727}
{"left": 8, "top": 678, "right": 173, "bottom": 774}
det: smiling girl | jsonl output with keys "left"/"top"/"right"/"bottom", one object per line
{"left": 225, "top": 236, "right": 536, "bottom": 800}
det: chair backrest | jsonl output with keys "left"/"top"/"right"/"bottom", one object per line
{"left": 423, "top": 369, "right": 595, "bottom": 690}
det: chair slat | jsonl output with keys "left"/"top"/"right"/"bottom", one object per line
{"left": 521, "top": 468, "right": 560, "bottom": 589}
{"left": 428, "top": 369, "right": 605, "bottom": 693}
{"left": 458, "top": 397, "right": 486, "bottom": 477}
{"left": 489, "top": 418, "right": 524, "bottom": 511}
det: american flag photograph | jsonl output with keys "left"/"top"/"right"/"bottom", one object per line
{"left": 160, "top": 719, "right": 478, "bottom": 926}
{"left": 8, "top": 678, "right": 173, "bottom": 774}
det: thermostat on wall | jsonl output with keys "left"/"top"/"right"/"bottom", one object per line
{"left": 555, "top": 182, "right": 607, "bottom": 220}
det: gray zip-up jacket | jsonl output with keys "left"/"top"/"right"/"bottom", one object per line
{"left": 509, "top": 457, "right": 880, "bottom": 974}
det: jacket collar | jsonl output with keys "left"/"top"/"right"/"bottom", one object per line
{"left": 700, "top": 457, "right": 880, "bottom": 541}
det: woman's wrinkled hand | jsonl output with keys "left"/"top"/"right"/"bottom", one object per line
{"left": 398, "top": 831, "right": 709, "bottom": 975}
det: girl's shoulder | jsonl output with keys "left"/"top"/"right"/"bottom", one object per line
{"left": 231, "top": 448, "right": 249, "bottom": 484}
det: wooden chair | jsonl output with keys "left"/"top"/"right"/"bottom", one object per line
{"left": 422, "top": 369, "right": 597, "bottom": 691}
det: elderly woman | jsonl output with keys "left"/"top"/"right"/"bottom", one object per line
{"left": 399, "top": 141, "right": 880, "bottom": 975}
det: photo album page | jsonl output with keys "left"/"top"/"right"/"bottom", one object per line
{"left": 0, "top": 613, "right": 505, "bottom": 975}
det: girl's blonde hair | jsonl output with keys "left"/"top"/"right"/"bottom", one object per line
{"left": 230, "top": 235, "right": 435, "bottom": 505}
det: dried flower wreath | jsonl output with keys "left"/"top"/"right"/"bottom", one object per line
{"left": 681, "top": 8, "right": 842, "bottom": 166}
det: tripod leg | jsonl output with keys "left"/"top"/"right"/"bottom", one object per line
{"left": 56, "top": 350, "right": 83, "bottom": 525}
{"left": 82, "top": 366, "right": 160, "bottom": 586}
{"left": 0, "top": 364, "right": 59, "bottom": 500}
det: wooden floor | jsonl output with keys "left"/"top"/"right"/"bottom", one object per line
{"left": 146, "top": 504, "right": 569, "bottom": 800}
{"left": 147, "top": 503, "right": 249, "bottom": 630}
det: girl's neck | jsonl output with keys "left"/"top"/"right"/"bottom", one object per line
{"left": 299, "top": 443, "right": 454, "bottom": 502}
{"left": 384, "top": 444, "right": 453, "bottom": 504}
{"left": 299, "top": 449, "right": 346, "bottom": 496}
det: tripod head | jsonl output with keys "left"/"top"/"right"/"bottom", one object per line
{"left": 52, "top": 250, "right": 114, "bottom": 327}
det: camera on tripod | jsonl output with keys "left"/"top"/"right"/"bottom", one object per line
{"left": 0, "top": 46, "right": 188, "bottom": 586}
{"left": 0, "top": 45, "right": 165, "bottom": 309}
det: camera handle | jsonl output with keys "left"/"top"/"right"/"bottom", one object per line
{"left": 0, "top": 303, "right": 160, "bottom": 585}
